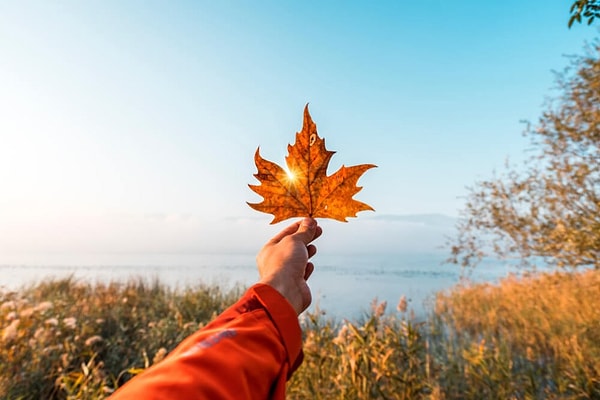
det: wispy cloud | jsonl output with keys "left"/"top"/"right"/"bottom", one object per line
{"left": 0, "top": 212, "right": 456, "bottom": 263}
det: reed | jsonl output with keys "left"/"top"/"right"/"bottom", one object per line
{"left": 0, "top": 277, "right": 241, "bottom": 399}
{"left": 1, "top": 269, "right": 599, "bottom": 399}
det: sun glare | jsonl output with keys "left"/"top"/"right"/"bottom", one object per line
{"left": 285, "top": 168, "right": 296, "bottom": 182}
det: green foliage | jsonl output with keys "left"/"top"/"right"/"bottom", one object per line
{"left": 2, "top": 273, "right": 600, "bottom": 399}
{"left": 569, "top": 0, "right": 600, "bottom": 27}
{"left": 450, "top": 42, "right": 600, "bottom": 270}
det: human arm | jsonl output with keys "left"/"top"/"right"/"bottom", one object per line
{"left": 257, "top": 217, "right": 321, "bottom": 314}
{"left": 109, "top": 218, "right": 321, "bottom": 399}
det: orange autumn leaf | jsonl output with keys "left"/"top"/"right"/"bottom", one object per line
{"left": 248, "top": 105, "right": 376, "bottom": 224}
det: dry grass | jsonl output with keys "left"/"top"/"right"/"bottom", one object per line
{"left": 432, "top": 269, "right": 600, "bottom": 399}
{"left": 287, "top": 301, "right": 429, "bottom": 399}
{"left": 1, "top": 270, "right": 600, "bottom": 399}
{"left": 0, "top": 277, "right": 241, "bottom": 399}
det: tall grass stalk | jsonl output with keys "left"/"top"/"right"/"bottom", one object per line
{"left": 1, "top": 270, "right": 599, "bottom": 399}
{"left": 0, "top": 277, "right": 241, "bottom": 399}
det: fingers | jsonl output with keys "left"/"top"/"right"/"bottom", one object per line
{"left": 307, "top": 244, "right": 317, "bottom": 258}
{"left": 305, "top": 244, "right": 317, "bottom": 280}
{"left": 293, "top": 218, "right": 319, "bottom": 245}
{"left": 268, "top": 217, "right": 322, "bottom": 245}
{"left": 313, "top": 226, "right": 323, "bottom": 241}
{"left": 304, "top": 262, "right": 314, "bottom": 280}
{"left": 268, "top": 220, "right": 301, "bottom": 244}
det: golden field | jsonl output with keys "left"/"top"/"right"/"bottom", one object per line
{"left": 1, "top": 270, "right": 599, "bottom": 399}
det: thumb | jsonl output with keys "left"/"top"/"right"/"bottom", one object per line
{"left": 294, "top": 217, "right": 317, "bottom": 244}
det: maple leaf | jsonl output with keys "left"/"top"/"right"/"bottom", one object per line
{"left": 248, "top": 105, "right": 376, "bottom": 224}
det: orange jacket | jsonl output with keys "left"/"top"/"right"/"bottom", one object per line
{"left": 109, "top": 284, "right": 303, "bottom": 399}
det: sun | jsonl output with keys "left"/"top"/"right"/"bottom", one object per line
{"left": 285, "top": 167, "right": 297, "bottom": 182}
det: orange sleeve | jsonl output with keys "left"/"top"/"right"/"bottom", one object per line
{"left": 109, "top": 284, "right": 304, "bottom": 400}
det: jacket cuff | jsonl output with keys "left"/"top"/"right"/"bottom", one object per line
{"left": 249, "top": 283, "right": 303, "bottom": 375}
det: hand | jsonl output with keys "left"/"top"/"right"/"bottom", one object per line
{"left": 257, "top": 217, "right": 322, "bottom": 315}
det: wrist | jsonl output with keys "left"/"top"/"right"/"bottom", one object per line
{"left": 259, "top": 277, "right": 304, "bottom": 315}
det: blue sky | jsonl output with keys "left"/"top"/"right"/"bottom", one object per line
{"left": 0, "top": 1, "right": 597, "bottom": 258}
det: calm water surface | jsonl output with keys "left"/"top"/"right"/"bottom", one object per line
{"left": 0, "top": 252, "right": 517, "bottom": 319}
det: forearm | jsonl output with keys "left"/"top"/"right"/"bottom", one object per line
{"left": 110, "top": 284, "right": 303, "bottom": 400}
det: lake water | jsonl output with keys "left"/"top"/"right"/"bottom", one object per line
{"left": 0, "top": 252, "right": 518, "bottom": 319}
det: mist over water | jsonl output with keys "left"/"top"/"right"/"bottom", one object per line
{"left": 0, "top": 214, "right": 468, "bottom": 319}
{"left": 0, "top": 250, "right": 522, "bottom": 319}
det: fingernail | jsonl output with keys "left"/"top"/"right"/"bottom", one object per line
{"left": 301, "top": 217, "right": 316, "bottom": 228}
